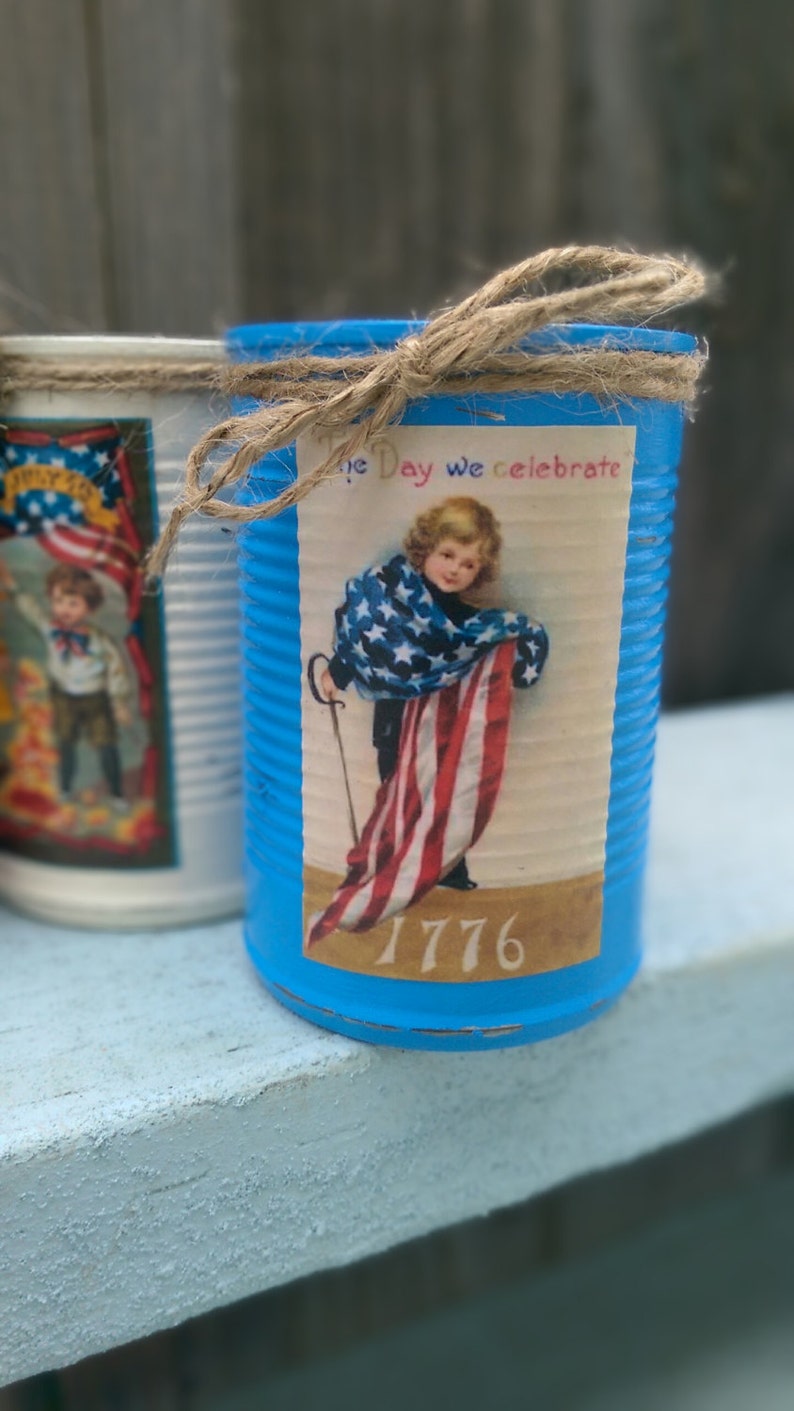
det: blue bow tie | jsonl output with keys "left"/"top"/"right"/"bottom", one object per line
{"left": 51, "top": 627, "right": 91, "bottom": 661}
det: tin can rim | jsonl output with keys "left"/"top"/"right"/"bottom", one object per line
{"left": 226, "top": 319, "right": 698, "bottom": 358}
{"left": 0, "top": 335, "right": 223, "bottom": 360}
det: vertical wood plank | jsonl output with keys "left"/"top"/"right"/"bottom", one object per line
{"left": 495, "top": 0, "right": 571, "bottom": 256}
{"left": 640, "top": 0, "right": 794, "bottom": 703}
{"left": 0, "top": 0, "right": 107, "bottom": 331}
{"left": 579, "top": 0, "right": 666, "bottom": 245}
{"left": 94, "top": 0, "right": 240, "bottom": 334}
{"left": 236, "top": 0, "right": 578, "bottom": 318}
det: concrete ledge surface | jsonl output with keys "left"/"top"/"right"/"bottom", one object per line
{"left": 1, "top": 697, "right": 793, "bottom": 1384}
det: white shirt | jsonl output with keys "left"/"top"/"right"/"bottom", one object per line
{"left": 15, "top": 591, "right": 130, "bottom": 700}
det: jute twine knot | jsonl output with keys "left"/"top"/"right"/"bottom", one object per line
{"left": 396, "top": 336, "right": 435, "bottom": 400}
{"left": 146, "top": 245, "right": 709, "bottom": 577}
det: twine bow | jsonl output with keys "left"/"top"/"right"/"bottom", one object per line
{"left": 147, "top": 245, "right": 708, "bottom": 576}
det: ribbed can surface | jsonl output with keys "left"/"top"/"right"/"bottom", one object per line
{"left": 0, "top": 337, "right": 243, "bottom": 928}
{"left": 233, "top": 320, "right": 696, "bottom": 1049}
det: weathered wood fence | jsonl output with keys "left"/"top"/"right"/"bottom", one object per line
{"left": 1, "top": 0, "right": 793, "bottom": 706}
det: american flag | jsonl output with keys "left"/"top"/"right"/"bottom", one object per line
{"left": 40, "top": 524, "right": 138, "bottom": 598}
{"left": 307, "top": 639, "right": 518, "bottom": 945}
{"left": 0, "top": 424, "right": 138, "bottom": 594}
{"left": 333, "top": 554, "right": 548, "bottom": 699}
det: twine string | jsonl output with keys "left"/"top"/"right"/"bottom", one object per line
{"left": 0, "top": 358, "right": 223, "bottom": 396}
{"left": 0, "top": 246, "right": 708, "bottom": 576}
{"left": 147, "top": 245, "right": 707, "bottom": 573}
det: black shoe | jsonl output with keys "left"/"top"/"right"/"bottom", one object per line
{"left": 439, "top": 859, "right": 478, "bottom": 891}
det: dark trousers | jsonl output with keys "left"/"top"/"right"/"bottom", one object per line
{"left": 59, "top": 741, "right": 123, "bottom": 798}
{"left": 51, "top": 687, "right": 123, "bottom": 799}
{"left": 373, "top": 699, "right": 405, "bottom": 783}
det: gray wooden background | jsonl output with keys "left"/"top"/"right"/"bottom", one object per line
{"left": 2, "top": 0, "right": 793, "bottom": 708}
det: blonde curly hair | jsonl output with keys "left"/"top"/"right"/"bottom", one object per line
{"left": 404, "top": 496, "right": 501, "bottom": 589}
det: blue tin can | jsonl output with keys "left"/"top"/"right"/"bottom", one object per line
{"left": 230, "top": 319, "right": 697, "bottom": 1050}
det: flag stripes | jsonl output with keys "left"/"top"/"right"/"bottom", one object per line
{"left": 307, "top": 640, "right": 517, "bottom": 945}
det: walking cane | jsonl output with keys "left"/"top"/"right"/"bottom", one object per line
{"left": 307, "top": 652, "right": 360, "bottom": 848}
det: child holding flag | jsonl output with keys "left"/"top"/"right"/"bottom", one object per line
{"left": 310, "top": 496, "right": 548, "bottom": 943}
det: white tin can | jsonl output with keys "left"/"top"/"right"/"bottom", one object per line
{"left": 0, "top": 337, "right": 243, "bottom": 928}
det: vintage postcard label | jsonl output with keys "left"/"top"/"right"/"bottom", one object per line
{"left": 0, "top": 418, "right": 176, "bottom": 868}
{"left": 296, "top": 424, "right": 636, "bottom": 982}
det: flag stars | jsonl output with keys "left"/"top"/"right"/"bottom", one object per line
{"left": 337, "top": 554, "right": 547, "bottom": 702}
{"left": 517, "top": 663, "right": 539, "bottom": 684}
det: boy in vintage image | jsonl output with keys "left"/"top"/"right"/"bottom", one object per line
{"left": 310, "top": 495, "right": 549, "bottom": 943}
{"left": 0, "top": 560, "right": 133, "bottom": 809}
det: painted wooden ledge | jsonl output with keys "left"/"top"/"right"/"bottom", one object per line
{"left": 2, "top": 697, "right": 793, "bottom": 1387}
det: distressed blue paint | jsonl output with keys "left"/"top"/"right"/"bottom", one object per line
{"left": 230, "top": 320, "right": 697, "bottom": 1050}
